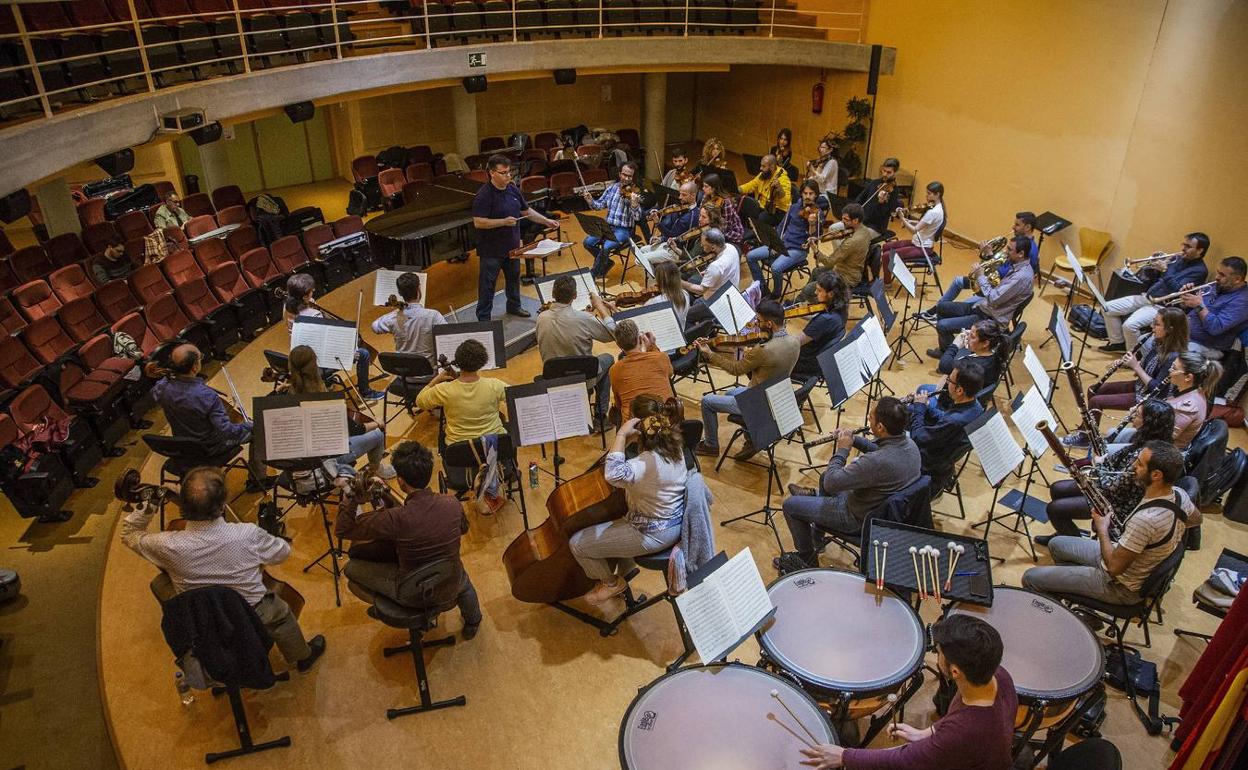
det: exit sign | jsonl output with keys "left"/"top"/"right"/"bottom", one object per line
{"left": 468, "top": 52, "right": 486, "bottom": 68}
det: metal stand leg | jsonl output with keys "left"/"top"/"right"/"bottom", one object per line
{"left": 719, "top": 444, "right": 785, "bottom": 551}
{"left": 302, "top": 496, "right": 343, "bottom": 607}
{"left": 205, "top": 686, "right": 291, "bottom": 764}
{"left": 383, "top": 632, "right": 466, "bottom": 719}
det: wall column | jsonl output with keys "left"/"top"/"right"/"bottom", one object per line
{"left": 197, "top": 139, "right": 234, "bottom": 195}
{"left": 452, "top": 86, "right": 479, "bottom": 159}
{"left": 642, "top": 72, "right": 667, "bottom": 182}
{"left": 33, "top": 177, "right": 77, "bottom": 239}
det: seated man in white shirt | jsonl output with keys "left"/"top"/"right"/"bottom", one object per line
{"left": 121, "top": 466, "right": 327, "bottom": 672}
{"left": 683, "top": 227, "right": 741, "bottom": 326}
{"left": 370, "top": 270, "right": 446, "bottom": 365}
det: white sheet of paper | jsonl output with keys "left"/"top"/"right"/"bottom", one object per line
{"left": 262, "top": 406, "right": 307, "bottom": 461}
{"left": 834, "top": 343, "right": 868, "bottom": 399}
{"left": 373, "top": 270, "right": 426, "bottom": 306}
{"left": 675, "top": 548, "right": 773, "bottom": 664}
{"left": 535, "top": 271, "right": 597, "bottom": 309}
{"left": 435, "top": 330, "right": 498, "bottom": 370}
{"left": 891, "top": 255, "right": 917, "bottom": 297}
{"left": 549, "top": 382, "right": 592, "bottom": 440}
{"left": 524, "top": 239, "right": 570, "bottom": 256}
{"left": 859, "top": 315, "right": 892, "bottom": 373}
{"left": 617, "top": 304, "right": 685, "bottom": 353}
{"left": 512, "top": 393, "right": 556, "bottom": 446}
{"left": 262, "top": 401, "right": 348, "bottom": 461}
{"left": 1053, "top": 309, "right": 1073, "bottom": 363}
{"left": 1009, "top": 386, "right": 1055, "bottom": 458}
{"left": 631, "top": 241, "right": 680, "bottom": 278}
{"left": 290, "top": 318, "right": 359, "bottom": 374}
{"left": 1022, "top": 345, "right": 1052, "bottom": 401}
{"left": 968, "top": 411, "right": 1025, "bottom": 487}
{"left": 708, "top": 286, "right": 756, "bottom": 335}
{"left": 1085, "top": 275, "right": 1109, "bottom": 309}
{"left": 764, "top": 380, "right": 804, "bottom": 436}
{"left": 1063, "top": 243, "right": 1087, "bottom": 284}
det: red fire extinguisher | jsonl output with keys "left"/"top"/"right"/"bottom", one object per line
{"left": 811, "top": 82, "right": 824, "bottom": 115}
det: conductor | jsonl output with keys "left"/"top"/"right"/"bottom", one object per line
{"left": 472, "top": 154, "right": 560, "bottom": 322}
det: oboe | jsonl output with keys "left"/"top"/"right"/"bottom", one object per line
{"left": 1062, "top": 361, "right": 1106, "bottom": 458}
{"left": 803, "top": 426, "right": 870, "bottom": 448}
{"left": 1090, "top": 333, "right": 1151, "bottom": 391}
{"left": 1036, "top": 420, "right": 1124, "bottom": 538}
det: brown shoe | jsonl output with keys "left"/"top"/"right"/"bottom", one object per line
{"left": 732, "top": 441, "right": 760, "bottom": 461}
{"left": 787, "top": 483, "right": 817, "bottom": 497}
{"left": 584, "top": 578, "right": 627, "bottom": 604}
{"left": 694, "top": 441, "right": 720, "bottom": 458}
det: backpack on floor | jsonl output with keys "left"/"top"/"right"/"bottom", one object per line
{"left": 1069, "top": 304, "right": 1107, "bottom": 339}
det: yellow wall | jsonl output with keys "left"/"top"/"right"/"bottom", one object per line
{"left": 863, "top": 0, "right": 1248, "bottom": 262}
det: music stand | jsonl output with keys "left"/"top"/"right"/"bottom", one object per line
{"left": 981, "top": 388, "right": 1060, "bottom": 562}
{"left": 1034, "top": 210, "right": 1073, "bottom": 250}
{"left": 742, "top": 153, "right": 763, "bottom": 176}
{"left": 963, "top": 408, "right": 1027, "bottom": 560}
{"left": 574, "top": 211, "right": 626, "bottom": 290}
{"left": 505, "top": 376, "right": 591, "bottom": 485}
{"left": 716, "top": 376, "right": 798, "bottom": 551}
{"left": 888, "top": 255, "right": 924, "bottom": 366}
{"left": 650, "top": 182, "right": 680, "bottom": 208}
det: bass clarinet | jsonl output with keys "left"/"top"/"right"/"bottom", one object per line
{"left": 1062, "top": 361, "right": 1107, "bottom": 457}
{"left": 1036, "top": 420, "right": 1125, "bottom": 539}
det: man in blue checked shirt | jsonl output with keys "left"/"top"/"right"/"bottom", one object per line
{"left": 582, "top": 162, "right": 643, "bottom": 279}
{"left": 1100, "top": 232, "right": 1210, "bottom": 351}
{"left": 647, "top": 180, "right": 699, "bottom": 243}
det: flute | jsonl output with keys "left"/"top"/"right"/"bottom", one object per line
{"left": 803, "top": 426, "right": 869, "bottom": 448}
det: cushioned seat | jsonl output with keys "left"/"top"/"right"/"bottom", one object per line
{"left": 634, "top": 547, "right": 673, "bottom": 571}
{"left": 370, "top": 593, "right": 439, "bottom": 630}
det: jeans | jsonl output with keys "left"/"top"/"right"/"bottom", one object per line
{"left": 782, "top": 491, "right": 856, "bottom": 563}
{"left": 1021, "top": 535, "right": 1139, "bottom": 605}
{"left": 939, "top": 275, "right": 970, "bottom": 303}
{"left": 345, "top": 544, "right": 482, "bottom": 626}
{"left": 931, "top": 300, "right": 984, "bottom": 350}
{"left": 584, "top": 226, "right": 633, "bottom": 278}
{"left": 700, "top": 385, "right": 745, "bottom": 448}
{"left": 1101, "top": 294, "right": 1154, "bottom": 346}
{"left": 1044, "top": 479, "right": 1092, "bottom": 537}
{"left": 747, "top": 245, "right": 806, "bottom": 298}
{"left": 477, "top": 254, "right": 522, "bottom": 321}
{"left": 355, "top": 347, "right": 374, "bottom": 393}
{"left": 593, "top": 352, "right": 615, "bottom": 419}
{"left": 335, "top": 427, "right": 385, "bottom": 478}
{"left": 569, "top": 518, "right": 682, "bottom": 581}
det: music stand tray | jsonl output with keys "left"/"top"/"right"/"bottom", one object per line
{"left": 1035, "top": 211, "right": 1073, "bottom": 237}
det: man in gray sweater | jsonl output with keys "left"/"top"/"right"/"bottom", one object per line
{"left": 779, "top": 396, "right": 922, "bottom": 568}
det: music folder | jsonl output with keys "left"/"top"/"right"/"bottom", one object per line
{"left": 869, "top": 279, "right": 897, "bottom": 333}
{"left": 732, "top": 374, "right": 802, "bottom": 449}
{"left": 253, "top": 392, "right": 349, "bottom": 463}
{"left": 966, "top": 408, "right": 1025, "bottom": 488}
{"left": 705, "top": 282, "right": 755, "bottom": 334}
{"left": 534, "top": 268, "right": 597, "bottom": 310}
{"left": 432, "top": 321, "right": 506, "bottom": 371}
{"left": 674, "top": 547, "right": 775, "bottom": 665}
{"left": 290, "top": 315, "right": 358, "bottom": 372}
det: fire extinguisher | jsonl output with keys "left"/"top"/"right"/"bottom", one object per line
{"left": 811, "top": 82, "right": 824, "bottom": 115}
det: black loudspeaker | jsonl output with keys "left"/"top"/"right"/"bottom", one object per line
{"left": 867, "top": 44, "right": 882, "bottom": 96}
{"left": 0, "top": 189, "right": 31, "bottom": 224}
{"left": 462, "top": 75, "right": 487, "bottom": 93}
{"left": 190, "top": 121, "right": 223, "bottom": 146}
{"left": 553, "top": 68, "right": 576, "bottom": 86}
{"left": 284, "top": 101, "right": 315, "bottom": 123}
{"left": 94, "top": 148, "right": 135, "bottom": 177}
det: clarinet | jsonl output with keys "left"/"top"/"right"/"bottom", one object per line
{"left": 1105, "top": 377, "right": 1170, "bottom": 442}
{"left": 1037, "top": 420, "right": 1125, "bottom": 538}
{"left": 1062, "top": 361, "right": 1107, "bottom": 458}
{"left": 803, "top": 426, "right": 869, "bottom": 449}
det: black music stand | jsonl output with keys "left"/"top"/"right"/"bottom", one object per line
{"left": 751, "top": 219, "right": 789, "bottom": 296}
{"left": 888, "top": 256, "right": 925, "bottom": 366}
{"left": 870, "top": 279, "right": 897, "bottom": 334}
{"left": 505, "top": 376, "right": 589, "bottom": 486}
{"left": 650, "top": 182, "right": 680, "bottom": 208}
{"left": 716, "top": 377, "right": 796, "bottom": 551}
{"left": 742, "top": 153, "right": 763, "bottom": 176}
{"left": 1034, "top": 210, "right": 1072, "bottom": 250}
{"left": 963, "top": 409, "right": 1028, "bottom": 561}
{"left": 575, "top": 212, "right": 625, "bottom": 290}
{"left": 1107, "top": 268, "right": 1147, "bottom": 300}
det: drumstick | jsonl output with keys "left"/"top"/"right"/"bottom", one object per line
{"left": 887, "top": 693, "right": 899, "bottom": 731}
{"left": 766, "top": 712, "right": 816, "bottom": 750}
{"left": 872, "top": 539, "right": 880, "bottom": 591}
{"left": 932, "top": 547, "right": 942, "bottom": 603}
{"left": 926, "top": 547, "right": 938, "bottom": 603}
{"left": 909, "top": 546, "right": 923, "bottom": 600}
{"left": 879, "top": 541, "right": 889, "bottom": 591}
{"left": 771, "top": 689, "right": 821, "bottom": 746}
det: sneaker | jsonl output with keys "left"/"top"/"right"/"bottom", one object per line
{"left": 694, "top": 441, "right": 720, "bottom": 458}
{"left": 296, "top": 634, "right": 327, "bottom": 672}
{"left": 361, "top": 389, "right": 386, "bottom": 402}
{"left": 584, "top": 578, "right": 627, "bottom": 604}
{"left": 1099, "top": 342, "right": 1126, "bottom": 353}
{"left": 772, "top": 552, "right": 813, "bottom": 575}
{"left": 787, "top": 483, "right": 817, "bottom": 497}
{"left": 917, "top": 311, "right": 938, "bottom": 323}
{"left": 520, "top": 275, "right": 536, "bottom": 286}
{"left": 1061, "top": 432, "right": 1090, "bottom": 449}
{"left": 374, "top": 462, "right": 397, "bottom": 480}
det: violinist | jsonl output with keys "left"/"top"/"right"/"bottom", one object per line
{"left": 415, "top": 339, "right": 508, "bottom": 451}
{"left": 673, "top": 200, "right": 724, "bottom": 265}
{"left": 583, "top": 161, "right": 644, "bottom": 280}
{"left": 608, "top": 322, "right": 674, "bottom": 425}
{"left": 283, "top": 273, "right": 386, "bottom": 402}
{"left": 336, "top": 440, "right": 482, "bottom": 640}
{"left": 370, "top": 271, "right": 445, "bottom": 365}
{"left": 287, "top": 345, "right": 394, "bottom": 486}
{"left": 746, "top": 179, "right": 823, "bottom": 300}
{"left": 791, "top": 272, "right": 849, "bottom": 379}
{"left": 852, "top": 157, "right": 902, "bottom": 236}
{"left": 535, "top": 274, "right": 618, "bottom": 421}
{"left": 151, "top": 343, "right": 274, "bottom": 491}
{"left": 806, "top": 136, "right": 839, "bottom": 200}
{"left": 880, "top": 180, "right": 946, "bottom": 269}
{"left": 646, "top": 259, "right": 691, "bottom": 330}
{"left": 648, "top": 180, "right": 700, "bottom": 244}
{"left": 700, "top": 173, "right": 745, "bottom": 250}
{"left": 770, "top": 128, "right": 798, "bottom": 184}
{"left": 683, "top": 228, "right": 741, "bottom": 326}
{"left": 693, "top": 300, "right": 799, "bottom": 461}
{"left": 569, "top": 395, "right": 687, "bottom": 604}
{"left": 797, "top": 203, "right": 875, "bottom": 303}
{"left": 738, "top": 154, "right": 792, "bottom": 228}
{"left": 695, "top": 137, "right": 728, "bottom": 176}
{"left": 660, "top": 147, "right": 694, "bottom": 189}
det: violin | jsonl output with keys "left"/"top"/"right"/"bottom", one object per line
{"left": 606, "top": 287, "right": 661, "bottom": 308}
{"left": 678, "top": 330, "right": 769, "bottom": 355}
{"left": 384, "top": 293, "right": 405, "bottom": 310}
{"left": 436, "top": 354, "right": 459, "bottom": 378}
{"left": 800, "top": 203, "right": 821, "bottom": 232}
{"left": 341, "top": 472, "right": 402, "bottom": 512}
{"left": 783, "top": 301, "right": 828, "bottom": 319}
{"left": 620, "top": 182, "right": 642, "bottom": 200}
{"left": 143, "top": 362, "right": 248, "bottom": 423}
{"left": 672, "top": 168, "right": 695, "bottom": 186}
{"left": 649, "top": 202, "right": 691, "bottom": 220}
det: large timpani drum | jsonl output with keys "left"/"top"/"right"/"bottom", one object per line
{"left": 619, "top": 664, "right": 836, "bottom": 769}
{"left": 758, "top": 568, "right": 926, "bottom": 720}
{"left": 947, "top": 587, "right": 1105, "bottom": 731}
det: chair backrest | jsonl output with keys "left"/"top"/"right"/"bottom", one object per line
{"left": 142, "top": 433, "right": 213, "bottom": 459}
{"left": 1139, "top": 540, "right": 1186, "bottom": 602}
{"left": 541, "top": 354, "right": 599, "bottom": 383}
{"left": 1185, "top": 419, "right": 1228, "bottom": 505}
{"left": 378, "top": 351, "right": 434, "bottom": 377}
{"left": 392, "top": 557, "right": 461, "bottom": 612}
{"left": 866, "top": 475, "right": 932, "bottom": 534}
{"left": 1077, "top": 226, "right": 1114, "bottom": 266}
{"left": 680, "top": 419, "right": 703, "bottom": 470}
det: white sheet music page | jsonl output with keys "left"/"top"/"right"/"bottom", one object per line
{"left": 262, "top": 406, "right": 309, "bottom": 461}
{"left": 524, "top": 239, "right": 570, "bottom": 257}
{"left": 512, "top": 393, "right": 556, "bottom": 446}
{"left": 535, "top": 271, "right": 596, "bottom": 309}
{"left": 435, "top": 330, "right": 499, "bottom": 370}
{"left": 834, "top": 342, "right": 868, "bottom": 399}
{"left": 1010, "top": 386, "right": 1055, "bottom": 458}
{"left": 631, "top": 240, "right": 656, "bottom": 278}
{"left": 708, "top": 286, "right": 756, "bottom": 334}
{"left": 617, "top": 304, "right": 685, "bottom": 353}
{"left": 675, "top": 548, "right": 774, "bottom": 664}
{"left": 891, "top": 255, "right": 917, "bottom": 297}
{"left": 718, "top": 548, "right": 773, "bottom": 635}
{"left": 1085, "top": 274, "right": 1110, "bottom": 310}
{"left": 372, "top": 269, "right": 426, "bottom": 306}
{"left": 1053, "top": 309, "right": 1074, "bottom": 363}
{"left": 764, "top": 380, "right": 804, "bottom": 436}
{"left": 1063, "top": 243, "right": 1087, "bottom": 285}
{"left": 304, "top": 401, "right": 349, "bottom": 456}
{"left": 1022, "top": 345, "right": 1052, "bottom": 400}
{"left": 859, "top": 315, "right": 892, "bottom": 373}
{"left": 968, "top": 411, "right": 1025, "bottom": 487}
{"left": 290, "top": 318, "right": 358, "bottom": 373}
{"left": 548, "top": 382, "right": 591, "bottom": 440}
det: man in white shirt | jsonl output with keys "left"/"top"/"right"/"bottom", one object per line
{"left": 684, "top": 227, "right": 741, "bottom": 325}
{"left": 370, "top": 271, "right": 446, "bottom": 365}
{"left": 121, "top": 466, "right": 327, "bottom": 671}
{"left": 1022, "top": 440, "right": 1199, "bottom": 606}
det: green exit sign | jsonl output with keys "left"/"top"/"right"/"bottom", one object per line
{"left": 468, "top": 52, "right": 486, "bottom": 68}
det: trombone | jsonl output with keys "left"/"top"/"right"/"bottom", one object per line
{"left": 1152, "top": 281, "right": 1216, "bottom": 306}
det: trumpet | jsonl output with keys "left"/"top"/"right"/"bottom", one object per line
{"left": 1124, "top": 251, "right": 1181, "bottom": 270}
{"left": 1152, "top": 281, "right": 1216, "bottom": 306}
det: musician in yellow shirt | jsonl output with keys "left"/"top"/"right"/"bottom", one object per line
{"left": 738, "top": 154, "right": 792, "bottom": 228}
{"left": 415, "top": 339, "right": 508, "bottom": 449}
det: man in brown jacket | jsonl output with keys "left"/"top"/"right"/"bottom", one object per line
{"left": 694, "top": 300, "right": 800, "bottom": 460}
{"left": 799, "top": 203, "right": 877, "bottom": 300}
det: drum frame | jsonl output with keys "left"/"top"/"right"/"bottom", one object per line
{"left": 756, "top": 568, "right": 927, "bottom": 747}
{"left": 617, "top": 662, "right": 837, "bottom": 770}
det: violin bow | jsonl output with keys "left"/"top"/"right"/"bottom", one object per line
{"left": 334, "top": 355, "right": 381, "bottom": 423}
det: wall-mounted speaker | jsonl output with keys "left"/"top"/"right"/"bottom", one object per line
{"left": 0, "top": 189, "right": 31, "bottom": 224}
{"left": 190, "top": 121, "right": 223, "bottom": 146}
{"left": 94, "top": 148, "right": 135, "bottom": 177}
{"left": 867, "top": 44, "right": 883, "bottom": 96}
{"left": 462, "top": 75, "right": 487, "bottom": 93}
{"left": 554, "top": 68, "right": 576, "bottom": 86}
{"left": 284, "top": 101, "right": 315, "bottom": 123}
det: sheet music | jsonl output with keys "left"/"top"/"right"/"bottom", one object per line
{"left": 708, "top": 285, "right": 755, "bottom": 335}
{"left": 435, "top": 330, "right": 499, "bottom": 370}
{"left": 523, "top": 239, "right": 571, "bottom": 257}
{"left": 764, "top": 380, "right": 804, "bottom": 436}
{"left": 674, "top": 548, "right": 773, "bottom": 664}
{"left": 372, "top": 269, "right": 426, "bottom": 306}
{"left": 631, "top": 241, "right": 679, "bottom": 278}
{"left": 1085, "top": 274, "right": 1109, "bottom": 309}
{"left": 968, "top": 410, "right": 1025, "bottom": 488}
{"left": 1022, "top": 345, "right": 1053, "bottom": 401}
{"left": 1010, "top": 386, "right": 1055, "bottom": 458}
{"left": 262, "top": 401, "right": 349, "bottom": 461}
{"left": 1063, "top": 243, "right": 1087, "bottom": 284}
{"left": 1051, "top": 306, "right": 1073, "bottom": 363}
{"left": 263, "top": 407, "right": 307, "bottom": 460}
{"left": 858, "top": 315, "right": 892, "bottom": 373}
{"left": 512, "top": 392, "right": 557, "bottom": 446}
{"left": 834, "top": 341, "right": 868, "bottom": 399}
{"left": 548, "top": 381, "right": 592, "bottom": 440}
{"left": 615, "top": 303, "right": 685, "bottom": 353}
{"left": 290, "top": 317, "right": 359, "bottom": 372}
{"left": 535, "top": 270, "right": 597, "bottom": 309}
{"left": 891, "top": 255, "right": 917, "bottom": 297}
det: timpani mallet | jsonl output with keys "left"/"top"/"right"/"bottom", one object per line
{"left": 947, "top": 544, "right": 965, "bottom": 592}
{"left": 909, "top": 546, "right": 923, "bottom": 600}
{"left": 878, "top": 541, "right": 889, "bottom": 591}
{"left": 931, "top": 547, "right": 941, "bottom": 603}
{"left": 887, "top": 693, "right": 899, "bottom": 731}
{"left": 926, "top": 547, "right": 939, "bottom": 603}
{"left": 872, "top": 539, "right": 881, "bottom": 590}
{"left": 770, "top": 689, "right": 821, "bottom": 746}
{"left": 766, "top": 713, "right": 816, "bottom": 750}
{"left": 944, "top": 541, "right": 957, "bottom": 592}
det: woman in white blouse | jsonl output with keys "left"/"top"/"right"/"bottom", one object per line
{"left": 807, "top": 136, "right": 839, "bottom": 199}
{"left": 880, "top": 180, "right": 946, "bottom": 266}
{"left": 569, "top": 395, "right": 688, "bottom": 604}
{"left": 645, "top": 259, "right": 692, "bottom": 330}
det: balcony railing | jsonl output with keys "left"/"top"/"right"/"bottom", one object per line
{"left": 0, "top": 0, "right": 867, "bottom": 124}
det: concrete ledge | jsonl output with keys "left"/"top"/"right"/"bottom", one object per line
{"left": 0, "top": 37, "right": 894, "bottom": 193}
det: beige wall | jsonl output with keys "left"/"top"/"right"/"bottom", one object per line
{"left": 863, "top": 0, "right": 1248, "bottom": 262}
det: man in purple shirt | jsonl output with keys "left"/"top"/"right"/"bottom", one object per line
{"left": 800, "top": 615, "right": 1017, "bottom": 769}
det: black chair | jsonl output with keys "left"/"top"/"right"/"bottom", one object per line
{"left": 1009, "top": 293, "right": 1033, "bottom": 332}
{"left": 1047, "top": 738, "right": 1121, "bottom": 770}
{"left": 1000, "top": 321, "right": 1027, "bottom": 398}
{"left": 680, "top": 419, "right": 703, "bottom": 472}
{"left": 819, "top": 476, "right": 932, "bottom": 569}
{"left": 930, "top": 443, "right": 973, "bottom": 519}
{"left": 438, "top": 434, "right": 528, "bottom": 523}
{"left": 792, "top": 373, "right": 824, "bottom": 434}
{"left": 1184, "top": 418, "right": 1228, "bottom": 507}
{"left": 141, "top": 433, "right": 258, "bottom": 524}
{"left": 378, "top": 352, "right": 434, "bottom": 425}
{"left": 670, "top": 318, "right": 715, "bottom": 390}
{"left": 537, "top": 355, "right": 607, "bottom": 448}
{"left": 349, "top": 558, "right": 467, "bottom": 720}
